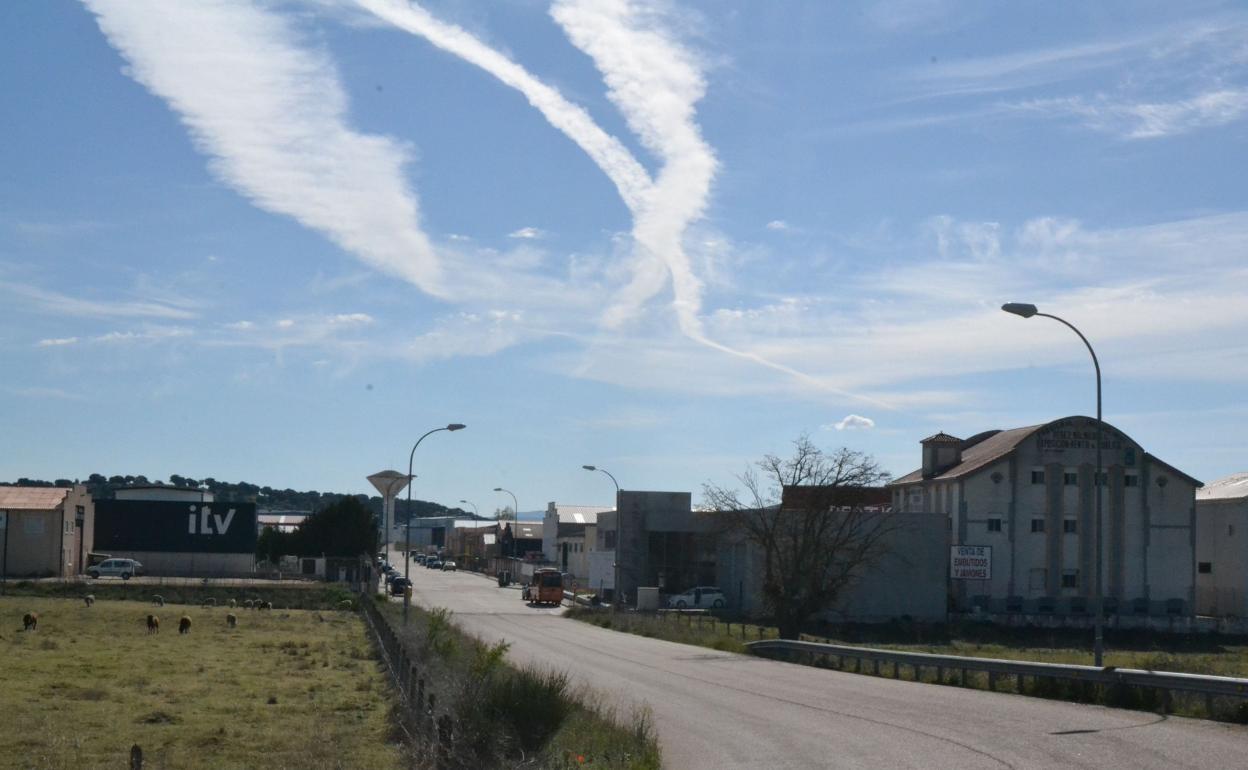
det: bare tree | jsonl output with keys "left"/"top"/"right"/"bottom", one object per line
{"left": 703, "top": 435, "right": 894, "bottom": 639}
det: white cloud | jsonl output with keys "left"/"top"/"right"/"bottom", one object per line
{"left": 85, "top": 0, "right": 443, "bottom": 295}
{"left": 765, "top": 220, "right": 790, "bottom": 231}
{"left": 0, "top": 280, "right": 197, "bottom": 320}
{"left": 508, "top": 227, "right": 544, "bottom": 240}
{"left": 94, "top": 327, "right": 193, "bottom": 343}
{"left": 277, "top": 319, "right": 296, "bottom": 329}
{"left": 36, "top": 337, "right": 78, "bottom": 347}
{"left": 224, "top": 320, "right": 255, "bottom": 330}
{"left": 329, "top": 313, "right": 374, "bottom": 325}
{"left": 1015, "top": 88, "right": 1248, "bottom": 139}
{"left": 829, "top": 414, "right": 876, "bottom": 431}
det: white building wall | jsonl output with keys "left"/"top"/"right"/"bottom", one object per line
{"left": 1196, "top": 500, "right": 1248, "bottom": 616}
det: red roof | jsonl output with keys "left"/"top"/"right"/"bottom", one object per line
{"left": 0, "top": 487, "right": 70, "bottom": 510}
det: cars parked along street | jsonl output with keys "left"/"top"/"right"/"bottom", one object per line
{"left": 667, "top": 586, "right": 726, "bottom": 609}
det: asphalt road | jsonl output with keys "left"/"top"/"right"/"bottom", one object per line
{"left": 392, "top": 564, "right": 1248, "bottom": 769}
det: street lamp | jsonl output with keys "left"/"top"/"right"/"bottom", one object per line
{"left": 403, "top": 423, "right": 466, "bottom": 624}
{"left": 458, "top": 499, "right": 479, "bottom": 517}
{"left": 583, "top": 465, "right": 622, "bottom": 609}
{"left": 493, "top": 487, "right": 519, "bottom": 557}
{"left": 1002, "top": 302, "right": 1105, "bottom": 666}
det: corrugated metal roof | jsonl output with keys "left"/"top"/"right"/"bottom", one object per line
{"left": 0, "top": 487, "right": 70, "bottom": 510}
{"left": 549, "top": 504, "right": 613, "bottom": 524}
{"left": 893, "top": 425, "right": 1042, "bottom": 485}
{"left": 1198, "top": 473, "right": 1248, "bottom": 502}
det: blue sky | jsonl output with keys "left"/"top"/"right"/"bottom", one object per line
{"left": 2, "top": 0, "right": 1246, "bottom": 513}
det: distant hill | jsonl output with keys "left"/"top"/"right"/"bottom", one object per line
{"left": 0, "top": 474, "right": 482, "bottom": 524}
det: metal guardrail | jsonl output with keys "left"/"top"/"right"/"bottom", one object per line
{"left": 747, "top": 639, "right": 1248, "bottom": 707}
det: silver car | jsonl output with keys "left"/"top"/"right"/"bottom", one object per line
{"left": 87, "top": 558, "right": 144, "bottom": 580}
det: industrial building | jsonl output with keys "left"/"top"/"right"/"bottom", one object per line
{"left": 1195, "top": 473, "right": 1248, "bottom": 617}
{"left": 890, "top": 416, "right": 1200, "bottom": 616}
{"left": 542, "top": 502, "right": 611, "bottom": 578}
{"left": 0, "top": 485, "right": 94, "bottom": 578}
{"left": 94, "top": 485, "right": 257, "bottom": 577}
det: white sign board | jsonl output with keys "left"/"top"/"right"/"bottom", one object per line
{"left": 950, "top": 545, "right": 991, "bottom": 580}
{"left": 483, "top": 533, "right": 496, "bottom": 545}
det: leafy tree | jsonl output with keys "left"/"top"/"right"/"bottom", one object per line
{"left": 495, "top": 506, "right": 516, "bottom": 522}
{"left": 702, "top": 435, "right": 894, "bottom": 640}
{"left": 293, "top": 496, "right": 378, "bottom": 557}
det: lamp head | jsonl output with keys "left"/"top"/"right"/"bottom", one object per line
{"left": 459, "top": 499, "right": 469, "bottom": 504}
{"left": 1001, "top": 303, "right": 1038, "bottom": 318}
{"left": 446, "top": 423, "right": 466, "bottom": 431}
{"left": 582, "top": 465, "right": 597, "bottom": 471}
{"left": 493, "top": 487, "right": 503, "bottom": 492}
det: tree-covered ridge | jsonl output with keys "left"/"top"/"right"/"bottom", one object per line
{"left": 0, "top": 474, "right": 470, "bottom": 522}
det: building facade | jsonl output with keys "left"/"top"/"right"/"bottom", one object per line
{"left": 0, "top": 485, "right": 94, "bottom": 578}
{"left": 1195, "top": 473, "right": 1248, "bottom": 617}
{"left": 890, "top": 416, "right": 1200, "bottom": 615}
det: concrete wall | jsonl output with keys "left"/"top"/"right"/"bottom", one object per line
{"left": 102, "top": 550, "right": 255, "bottom": 577}
{"left": 833, "top": 513, "right": 948, "bottom": 622}
{"left": 1196, "top": 499, "right": 1248, "bottom": 616}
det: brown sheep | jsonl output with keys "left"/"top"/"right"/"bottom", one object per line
{"left": 23, "top": 612, "right": 38, "bottom": 632}
{"left": 201, "top": 597, "right": 217, "bottom": 608}
{"left": 83, "top": 595, "right": 95, "bottom": 608}
{"left": 178, "top": 616, "right": 192, "bottom": 635}
{"left": 146, "top": 615, "right": 160, "bottom": 634}
{"left": 226, "top": 613, "right": 237, "bottom": 629}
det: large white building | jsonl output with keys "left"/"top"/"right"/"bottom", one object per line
{"left": 1195, "top": 473, "right": 1248, "bottom": 617}
{"left": 890, "top": 416, "right": 1200, "bottom": 616}
{"left": 542, "top": 502, "right": 612, "bottom": 578}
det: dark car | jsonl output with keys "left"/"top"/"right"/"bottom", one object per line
{"left": 384, "top": 570, "right": 400, "bottom": 585}
{"left": 389, "top": 577, "right": 412, "bottom": 596}
{"left": 427, "top": 560, "right": 442, "bottom": 570}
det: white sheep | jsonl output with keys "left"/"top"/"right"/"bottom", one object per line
{"left": 83, "top": 595, "right": 95, "bottom": 608}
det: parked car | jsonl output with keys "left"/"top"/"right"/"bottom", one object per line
{"left": 384, "top": 570, "right": 400, "bottom": 585}
{"left": 667, "top": 586, "right": 725, "bottom": 609}
{"left": 426, "top": 560, "right": 442, "bottom": 570}
{"left": 86, "top": 558, "right": 144, "bottom": 580}
{"left": 389, "top": 577, "right": 412, "bottom": 596}
{"left": 441, "top": 560, "right": 457, "bottom": 572}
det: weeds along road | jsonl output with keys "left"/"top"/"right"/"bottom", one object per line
{"left": 397, "top": 567, "right": 1248, "bottom": 770}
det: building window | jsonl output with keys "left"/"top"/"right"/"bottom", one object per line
{"left": 1063, "top": 519, "right": 1077, "bottom": 534}
{"left": 1064, "top": 472, "right": 1078, "bottom": 486}
{"left": 64, "top": 520, "right": 75, "bottom": 535}
{"left": 604, "top": 531, "right": 616, "bottom": 549}
{"left": 1123, "top": 474, "right": 1139, "bottom": 488}
{"left": 987, "top": 518, "right": 1002, "bottom": 532}
{"left": 946, "top": 517, "right": 952, "bottom": 531}
{"left": 1028, "top": 568, "right": 1047, "bottom": 591}
{"left": 23, "top": 517, "right": 45, "bottom": 536}
{"left": 1199, "top": 562, "right": 1213, "bottom": 574}
{"left": 1061, "top": 570, "right": 1079, "bottom": 589}
{"left": 1030, "top": 518, "right": 1045, "bottom": 533}
{"left": 1030, "top": 470, "right": 1045, "bottom": 484}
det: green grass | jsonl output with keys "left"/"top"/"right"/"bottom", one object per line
{"left": 1, "top": 580, "right": 355, "bottom": 610}
{"left": 1, "top": 596, "right": 400, "bottom": 769}
{"left": 376, "top": 601, "right": 662, "bottom": 769}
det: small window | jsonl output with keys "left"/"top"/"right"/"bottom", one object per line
{"left": 1030, "top": 518, "right": 1045, "bottom": 533}
{"left": 987, "top": 518, "right": 1002, "bottom": 532}
{"left": 1230, "top": 525, "right": 1236, "bottom": 537}
{"left": 1063, "top": 472, "right": 1078, "bottom": 486}
{"left": 1063, "top": 519, "right": 1077, "bottom": 534}
{"left": 1061, "top": 570, "right": 1079, "bottom": 589}
{"left": 1123, "top": 474, "right": 1138, "bottom": 487}
{"left": 946, "top": 517, "right": 952, "bottom": 530}
{"left": 1030, "top": 470, "right": 1045, "bottom": 484}
{"left": 1198, "top": 562, "right": 1213, "bottom": 574}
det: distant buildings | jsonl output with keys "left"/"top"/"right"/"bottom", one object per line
{"left": 890, "top": 416, "right": 1200, "bottom": 616}
{"left": 0, "top": 485, "right": 94, "bottom": 578}
{"left": 1196, "top": 473, "right": 1248, "bottom": 617}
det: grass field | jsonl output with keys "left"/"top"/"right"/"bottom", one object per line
{"left": 1, "top": 596, "right": 401, "bottom": 770}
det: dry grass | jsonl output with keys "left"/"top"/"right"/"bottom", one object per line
{"left": 1, "top": 596, "right": 401, "bottom": 770}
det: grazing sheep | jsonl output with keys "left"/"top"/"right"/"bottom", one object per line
{"left": 152, "top": 595, "right": 165, "bottom": 607}
{"left": 338, "top": 599, "right": 353, "bottom": 611}
{"left": 228, "top": 599, "right": 237, "bottom": 608}
{"left": 146, "top": 615, "right": 160, "bottom": 634}
{"left": 23, "top": 612, "right": 38, "bottom": 632}
{"left": 201, "top": 597, "right": 216, "bottom": 608}
{"left": 261, "top": 601, "right": 273, "bottom": 611}
{"left": 83, "top": 595, "right": 95, "bottom": 608}
{"left": 226, "top": 613, "right": 237, "bottom": 629}
{"left": 243, "top": 599, "right": 254, "bottom": 610}
{"left": 178, "top": 616, "right": 192, "bottom": 635}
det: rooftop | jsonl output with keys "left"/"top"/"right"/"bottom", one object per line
{"left": 0, "top": 486, "right": 71, "bottom": 511}
{"left": 1198, "top": 473, "right": 1248, "bottom": 502}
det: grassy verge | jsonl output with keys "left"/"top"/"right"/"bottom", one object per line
{"left": 0, "top": 579, "right": 356, "bottom": 610}
{"left": 565, "top": 608, "right": 1248, "bottom": 722}
{"left": 1, "top": 595, "right": 399, "bottom": 769}
{"left": 374, "top": 599, "right": 661, "bottom": 769}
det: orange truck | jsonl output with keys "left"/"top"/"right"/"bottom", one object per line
{"left": 523, "top": 568, "right": 565, "bottom": 606}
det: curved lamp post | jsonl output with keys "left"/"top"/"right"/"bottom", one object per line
{"left": 583, "top": 465, "right": 622, "bottom": 609}
{"left": 1003, "top": 302, "right": 1104, "bottom": 666}
{"left": 458, "top": 499, "right": 479, "bottom": 517}
{"left": 403, "top": 423, "right": 466, "bottom": 624}
{"left": 493, "top": 487, "right": 519, "bottom": 557}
